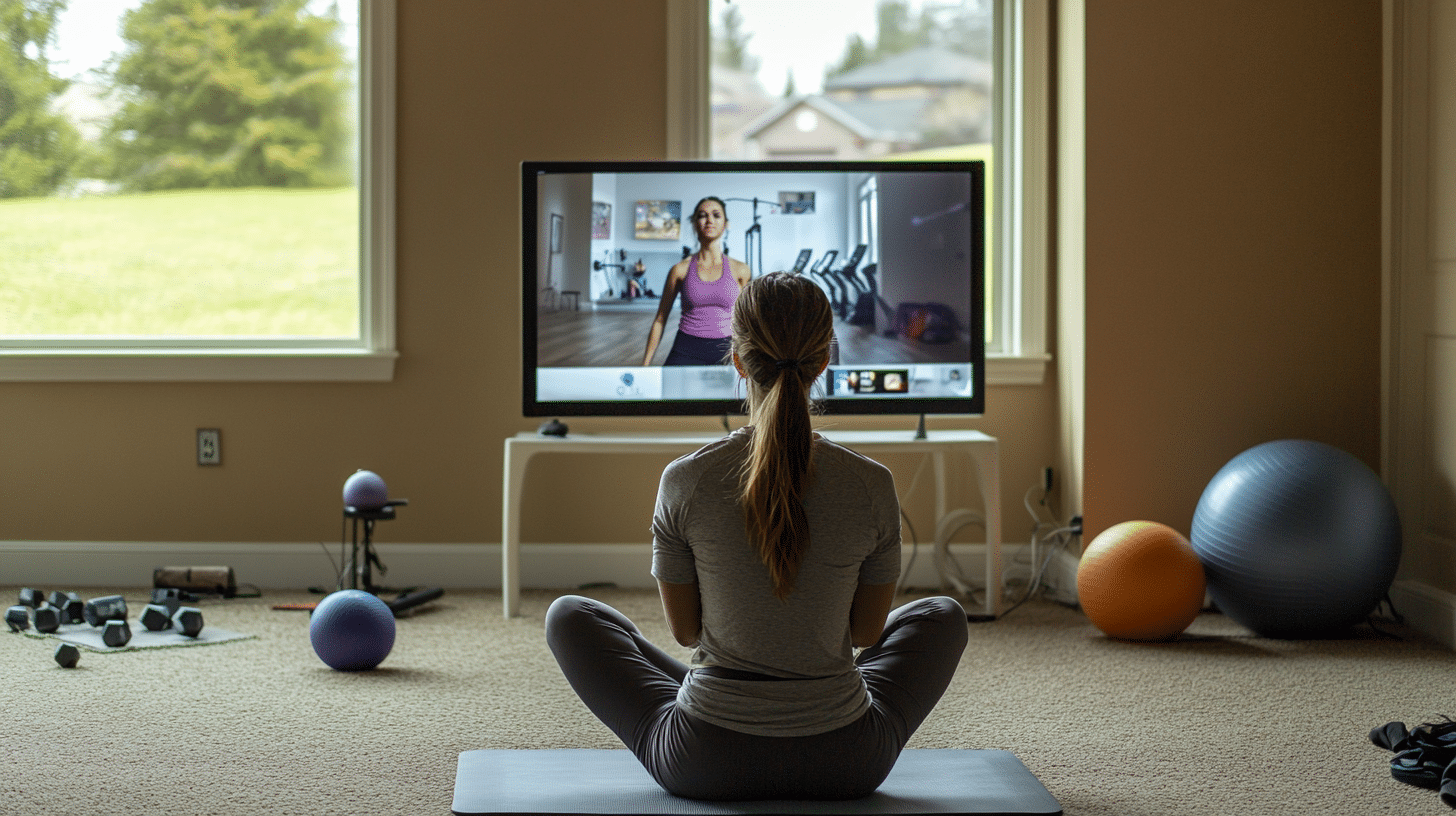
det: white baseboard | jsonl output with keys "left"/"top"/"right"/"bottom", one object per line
{"left": 1389, "top": 578, "right": 1456, "bottom": 649}
{"left": 0, "top": 540, "right": 1059, "bottom": 597}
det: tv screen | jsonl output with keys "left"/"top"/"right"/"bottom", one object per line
{"left": 522, "top": 160, "right": 985, "bottom": 418}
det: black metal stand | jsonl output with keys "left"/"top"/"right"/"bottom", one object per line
{"left": 311, "top": 498, "right": 444, "bottom": 616}
{"left": 344, "top": 501, "right": 404, "bottom": 593}
{"left": 725, "top": 196, "right": 771, "bottom": 278}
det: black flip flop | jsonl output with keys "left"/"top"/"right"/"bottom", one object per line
{"left": 1379, "top": 717, "right": 1456, "bottom": 789}
{"left": 1392, "top": 747, "right": 1445, "bottom": 789}
{"left": 1370, "top": 721, "right": 1411, "bottom": 752}
{"left": 1440, "top": 759, "right": 1456, "bottom": 808}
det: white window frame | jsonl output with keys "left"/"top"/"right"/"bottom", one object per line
{"left": 0, "top": 0, "right": 397, "bottom": 382}
{"left": 667, "top": 0, "right": 1050, "bottom": 386}
{"left": 858, "top": 175, "right": 878, "bottom": 265}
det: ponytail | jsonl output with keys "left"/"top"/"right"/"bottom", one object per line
{"left": 731, "top": 273, "right": 834, "bottom": 599}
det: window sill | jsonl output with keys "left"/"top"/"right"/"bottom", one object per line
{"left": 1, "top": 350, "right": 1028, "bottom": 386}
{"left": 987, "top": 353, "right": 1051, "bottom": 386}
{"left": 0, "top": 347, "right": 398, "bottom": 382}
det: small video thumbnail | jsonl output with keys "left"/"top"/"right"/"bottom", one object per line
{"left": 833, "top": 368, "right": 911, "bottom": 396}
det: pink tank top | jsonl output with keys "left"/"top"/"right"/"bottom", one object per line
{"left": 678, "top": 254, "right": 740, "bottom": 338}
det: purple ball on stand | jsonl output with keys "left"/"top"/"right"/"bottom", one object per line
{"left": 342, "top": 469, "right": 389, "bottom": 510}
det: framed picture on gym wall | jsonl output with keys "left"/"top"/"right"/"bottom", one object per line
{"left": 591, "top": 202, "right": 611, "bottom": 239}
{"left": 634, "top": 200, "right": 680, "bottom": 240}
{"left": 779, "top": 191, "right": 815, "bottom": 214}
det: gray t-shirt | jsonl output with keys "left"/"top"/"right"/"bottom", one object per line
{"left": 651, "top": 427, "right": 901, "bottom": 737}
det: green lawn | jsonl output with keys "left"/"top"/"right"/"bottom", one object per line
{"left": 0, "top": 187, "right": 359, "bottom": 337}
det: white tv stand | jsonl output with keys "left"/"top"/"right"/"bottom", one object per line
{"left": 501, "top": 429, "right": 1000, "bottom": 619}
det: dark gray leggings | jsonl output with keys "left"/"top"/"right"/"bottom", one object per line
{"left": 545, "top": 594, "right": 968, "bottom": 801}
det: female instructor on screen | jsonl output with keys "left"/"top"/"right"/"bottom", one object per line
{"left": 548, "top": 273, "right": 968, "bottom": 801}
{"left": 641, "top": 196, "right": 752, "bottom": 366}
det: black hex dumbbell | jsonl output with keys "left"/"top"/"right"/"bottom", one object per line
{"left": 83, "top": 595, "right": 128, "bottom": 627}
{"left": 150, "top": 587, "right": 189, "bottom": 614}
{"left": 140, "top": 604, "right": 173, "bottom": 631}
{"left": 33, "top": 604, "right": 60, "bottom": 634}
{"left": 17, "top": 588, "right": 45, "bottom": 608}
{"left": 171, "top": 607, "right": 204, "bottom": 638}
{"left": 48, "top": 591, "right": 85, "bottom": 624}
{"left": 102, "top": 619, "right": 131, "bottom": 647}
{"left": 54, "top": 642, "right": 80, "bottom": 669}
{"left": 5, "top": 605, "right": 29, "bottom": 632}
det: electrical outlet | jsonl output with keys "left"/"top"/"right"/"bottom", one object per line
{"left": 197, "top": 428, "right": 221, "bottom": 466}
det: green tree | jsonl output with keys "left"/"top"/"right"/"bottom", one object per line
{"left": 103, "top": 0, "right": 350, "bottom": 191}
{"left": 0, "top": 0, "right": 80, "bottom": 198}
{"left": 825, "top": 1, "right": 933, "bottom": 81}
{"left": 712, "top": 4, "right": 758, "bottom": 73}
{"left": 928, "top": 0, "right": 993, "bottom": 61}
{"left": 826, "top": 0, "right": 992, "bottom": 81}
{"left": 870, "top": 1, "right": 930, "bottom": 58}
{"left": 824, "top": 32, "right": 873, "bottom": 81}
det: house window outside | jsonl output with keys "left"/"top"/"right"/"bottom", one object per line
{"left": 0, "top": 0, "right": 395, "bottom": 381}
{"left": 693, "top": 0, "right": 1047, "bottom": 377}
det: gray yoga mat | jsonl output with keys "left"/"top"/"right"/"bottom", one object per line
{"left": 452, "top": 748, "right": 1061, "bottom": 816}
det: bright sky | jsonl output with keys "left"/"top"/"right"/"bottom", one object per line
{"left": 711, "top": 0, "right": 933, "bottom": 95}
{"left": 49, "top": 1, "right": 919, "bottom": 90}
{"left": 49, "top": 0, "right": 358, "bottom": 80}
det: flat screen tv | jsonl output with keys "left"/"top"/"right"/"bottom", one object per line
{"left": 522, "top": 160, "right": 985, "bottom": 418}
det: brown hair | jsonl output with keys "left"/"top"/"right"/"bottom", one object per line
{"left": 730, "top": 272, "right": 834, "bottom": 599}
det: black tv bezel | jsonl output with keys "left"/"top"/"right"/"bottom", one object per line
{"left": 521, "top": 160, "right": 986, "bottom": 418}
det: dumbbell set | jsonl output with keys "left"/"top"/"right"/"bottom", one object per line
{"left": 6, "top": 588, "right": 205, "bottom": 667}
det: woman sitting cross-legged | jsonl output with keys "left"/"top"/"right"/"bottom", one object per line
{"left": 546, "top": 272, "right": 968, "bottom": 801}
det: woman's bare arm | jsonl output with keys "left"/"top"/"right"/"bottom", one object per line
{"left": 642, "top": 263, "right": 686, "bottom": 365}
{"left": 658, "top": 579, "right": 702, "bottom": 647}
{"left": 849, "top": 582, "right": 898, "bottom": 648}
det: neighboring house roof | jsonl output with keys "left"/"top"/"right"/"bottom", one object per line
{"left": 830, "top": 96, "right": 934, "bottom": 139}
{"left": 741, "top": 47, "right": 992, "bottom": 152}
{"left": 824, "top": 45, "right": 991, "bottom": 91}
{"left": 742, "top": 93, "right": 925, "bottom": 143}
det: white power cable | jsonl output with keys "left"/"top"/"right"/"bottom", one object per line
{"left": 894, "top": 455, "right": 932, "bottom": 595}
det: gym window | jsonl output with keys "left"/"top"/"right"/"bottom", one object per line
{"left": 0, "top": 0, "right": 396, "bottom": 382}
{"left": 667, "top": 0, "right": 1049, "bottom": 385}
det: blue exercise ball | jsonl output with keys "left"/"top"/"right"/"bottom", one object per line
{"left": 1190, "top": 440, "right": 1401, "bottom": 638}
{"left": 309, "top": 590, "right": 396, "bottom": 671}
{"left": 342, "top": 469, "right": 388, "bottom": 510}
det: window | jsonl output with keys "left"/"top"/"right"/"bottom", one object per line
{"left": 668, "top": 0, "right": 1048, "bottom": 384}
{"left": 0, "top": 0, "right": 395, "bottom": 381}
{"left": 857, "top": 175, "right": 878, "bottom": 266}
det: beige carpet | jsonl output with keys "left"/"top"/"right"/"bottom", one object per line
{"left": 1, "top": 585, "right": 1449, "bottom": 815}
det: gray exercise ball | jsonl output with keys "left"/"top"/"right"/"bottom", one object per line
{"left": 1190, "top": 440, "right": 1401, "bottom": 638}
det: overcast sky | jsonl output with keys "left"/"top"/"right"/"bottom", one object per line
{"left": 711, "top": 0, "right": 905, "bottom": 95}
{"left": 49, "top": 0, "right": 357, "bottom": 80}
{"left": 48, "top": 1, "right": 922, "bottom": 92}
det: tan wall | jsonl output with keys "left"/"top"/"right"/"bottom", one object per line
{"left": 1082, "top": 0, "right": 1384, "bottom": 541}
{"left": 13, "top": 0, "right": 1384, "bottom": 559}
{"left": 0, "top": 0, "right": 1059, "bottom": 552}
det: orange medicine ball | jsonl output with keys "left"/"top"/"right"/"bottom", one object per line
{"left": 1077, "top": 521, "right": 1206, "bottom": 641}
